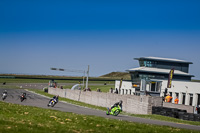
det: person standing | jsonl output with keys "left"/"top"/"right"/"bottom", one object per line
{"left": 174, "top": 97, "right": 179, "bottom": 104}
{"left": 115, "top": 88, "right": 118, "bottom": 94}
{"left": 165, "top": 94, "right": 172, "bottom": 102}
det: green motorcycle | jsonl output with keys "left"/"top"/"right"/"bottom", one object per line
{"left": 106, "top": 105, "right": 122, "bottom": 116}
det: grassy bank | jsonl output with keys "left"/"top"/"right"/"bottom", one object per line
{"left": 0, "top": 101, "right": 198, "bottom": 133}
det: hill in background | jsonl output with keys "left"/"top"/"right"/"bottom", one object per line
{"left": 100, "top": 72, "right": 131, "bottom": 80}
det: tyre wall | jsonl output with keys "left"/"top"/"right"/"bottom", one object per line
{"left": 152, "top": 106, "right": 200, "bottom": 121}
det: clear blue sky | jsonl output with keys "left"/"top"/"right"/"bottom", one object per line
{"left": 0, "top": 0, "right": 200, "bottom": 79}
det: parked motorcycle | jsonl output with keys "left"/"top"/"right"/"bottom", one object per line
{"left": 47, "top": 99, "right": 57, "bottom": 107}
{"left": 2, "top": 92, "right": 7, "bottom": 100}
{"left": 106, "top": 105, "right": 122, "bottom": 116}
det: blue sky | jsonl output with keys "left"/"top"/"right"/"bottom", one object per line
{"left": 0, "top": 0, "right": 200, "bottom": 79}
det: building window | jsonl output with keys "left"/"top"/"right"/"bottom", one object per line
{"left": 142, "top": 60, "right": 157, "bottom": 67}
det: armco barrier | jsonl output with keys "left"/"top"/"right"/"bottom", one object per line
{"left": 48, "top": 87, "right": 163, "bottom": 114}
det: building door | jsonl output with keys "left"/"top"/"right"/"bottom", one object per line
{"left": 151, "top": 82, "right": 156, "bottom": 91}
{"left": 189, "top": 94, "right": 193, "bottom": 106}
{"left": 182, "top": 93, "right": 186, "bottom": 105}
{"left": 197, "top": 94, "right": 200, "bottom": 106}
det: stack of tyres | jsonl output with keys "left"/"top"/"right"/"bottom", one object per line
{"left": 160, "top": 110, "right": 167, "bottom": 116}
{"left": 182, "top": 114, "right": 189, "bottom": 121}
{"left": 188, "top": 113, "right": 195, "bottom": 121}
{"left": 152, "top": 106, "right": 200, "bottom": 121}
{"left": 194, "top": 114, "right": 200, "bottom": 121}
{"left": 152, "top": 106, "right": 162, "bottom": 115}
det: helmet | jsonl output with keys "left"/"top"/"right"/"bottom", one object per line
{"left": 119, "top": 100, "right": 123, "bottom": 104}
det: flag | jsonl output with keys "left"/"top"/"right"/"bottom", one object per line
{"left": 167, "top": 68, "right": 174, "bottom": 88}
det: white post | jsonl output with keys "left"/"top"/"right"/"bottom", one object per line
{"left": 185, "top": 93, "right": 190, "bottom": 105}
{"left": 179, "top": 92, "right": 183, "bottom": 104}
{"left": 193, "top": 93, "right": 198, "bottom": 106}
{"left": 86, "top": 65, "right": 89, "bottom": 89}
{"left": 172, "top": 92, "right": 176, "bottom": 104}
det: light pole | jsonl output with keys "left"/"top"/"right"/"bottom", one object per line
{"left": 50, "top": 66, "right": 89, "bottom": 89}
{"left": 86, "top": 65, "right": 89, "bottom": 89}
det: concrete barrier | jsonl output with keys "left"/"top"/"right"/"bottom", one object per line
{"left": 48, "top": 87, "right": 163, "bottom": 114}
{"left": 163, "top": 102, "right": 194, "bottom": 113}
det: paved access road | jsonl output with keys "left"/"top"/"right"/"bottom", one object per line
{"left": 1, "top": 88, "right": 200, "bottom": 131}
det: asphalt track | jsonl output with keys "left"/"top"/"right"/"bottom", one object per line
{"left": 1, "top": 88, "right": 200, "bottom": 131}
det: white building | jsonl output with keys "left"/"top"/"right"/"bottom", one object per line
{"left": 115, "top": 57, "right": 200, "bottom": 107}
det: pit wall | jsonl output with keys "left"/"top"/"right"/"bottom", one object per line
{"left": 48, "top": 87, "right": 163, "bottom": 114}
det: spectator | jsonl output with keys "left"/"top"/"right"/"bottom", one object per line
{"left": 165, "top": 94, "right": 172, "bottom": 102}
{"left": 97, "top": 88, "right": 101, "bottom": 92}
{"left": 115, "top": 88, "right": 118, "bottom": 94}
{"left": 174, "top": 97, "right": 179, "bottom": 104}
{"left": 110, "top": 88, "right": 113, "bottom": 93}
{"left": 87, "top": 88, "right": 91, "bottom": 91}
{"left": 60, "top": 86, "right": 63, "bottom": 89}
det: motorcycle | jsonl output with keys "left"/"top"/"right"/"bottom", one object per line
{"left": 47, "top": 99, "right": 57, "bottom": 107}
{"left": 20, "top": 95, "right": 26, "bottom": 102}
{"left": 2, "top": 93, "right": 7, "bottom": 100}
{"left": 106, "top": 105, "right": 122, "bottom": 116}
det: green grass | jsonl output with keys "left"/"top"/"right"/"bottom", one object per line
{"left": 128, "top": 114, "right": 200, "bottom": 126}
{"left": 0, "top": 101, "right": 198, "bottom": 133}
{"left": 28, "top": 89, "right": 200, "bottom": 126}
{"left": 0, "top": 78, "right": 114, "bottom": 84}
{"left": 88, "top": 85, "right": 114, "bottom": 92}
{"left": 62, "top": 85, "right": 114, "bottom": 92}
{"left": 0, "top": 85, "right": 21, "bottom": 89}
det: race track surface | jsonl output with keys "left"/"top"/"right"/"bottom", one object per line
{"left": 1, "top": 88, "right": 200, "bottom": 131}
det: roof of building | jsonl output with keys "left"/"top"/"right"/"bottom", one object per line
{"left": 134, "top": 57, "right": 193, "bottom": 64}
{"left": 127, "top": 67, "right": 194, "bottom": 77}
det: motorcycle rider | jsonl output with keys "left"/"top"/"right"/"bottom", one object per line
{"left": 50, "top": 95, "right": 59, "bottom": 104}
{"left": 109, "top": 100, "right": 123, "bottom": 112}
{"left": 2, "top": 90, "right": 7, "bottom": 95}
{"left": 2, "top": 90, "right": 7, "bottom": 98}
{"left": 21, "top": 92, "right": 27, "bottom": 99}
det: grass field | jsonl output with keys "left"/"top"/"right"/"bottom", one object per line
{"left": 0, "top": 101, "right": 199, "bottom": 133}
{"left": 0, "top": 78, "right": 115, "bottom": 84}
{"left": 0, "top": 78, "right": 114, "bottom": 92}
{"left": 62, "top": 85, "right": 114, "bottom": 92}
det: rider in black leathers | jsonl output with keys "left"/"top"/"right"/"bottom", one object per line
{"left": 50, "top": 95, "right": 59, "bottom": 104}
{"left": 109, "top": 100, "right": 123, "bottom": 112}
{"left": 2, "top": 90, "right": 7, "bottom": 95}
{"left": 21, "top": 92, "right": 27, "bottom": 99}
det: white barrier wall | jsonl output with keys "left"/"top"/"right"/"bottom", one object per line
{"left": 48, "top": 87, "right": 163, "bottom": 114}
